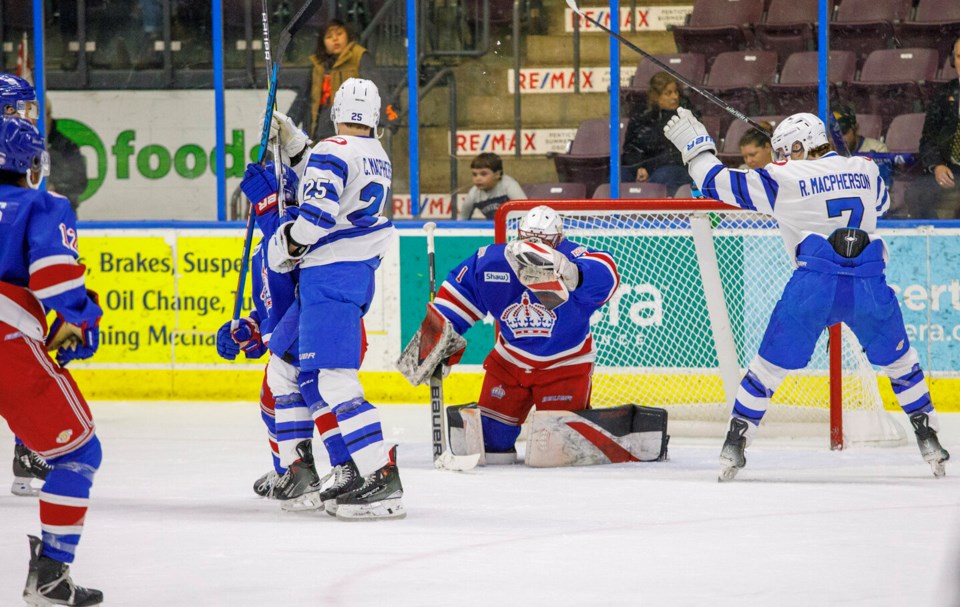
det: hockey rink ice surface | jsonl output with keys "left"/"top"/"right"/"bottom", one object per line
{"left": 1, "top": 402, "right": 959, "bottom": 607}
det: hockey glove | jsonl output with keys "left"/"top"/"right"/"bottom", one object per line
{"left": 505, "top": 240, "right": 580, "bottom": 310}
{"left": 233, "top": 317, "right": 266, "bottom": 358}
{"left": 259, "top": 110, "right": 310, "bottom": 163}
{"left": 240, "top": 163, "right": 279, "bottom": 216}
{"left": 268, "top": 221, "right": 309, "bottom": 274}
{"left": 54, "top": 319, "right": 99, "bottom": 367}
{"left": 397, "top": 304, "right": 467, "bottom": 386}
{"left": 663, "top": 107, "right": 716, "bottom": 165}
{"left": 216, "top": 320, "right": 241, "bottom": 360}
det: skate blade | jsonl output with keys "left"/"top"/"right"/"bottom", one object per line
{"left": 323, "top": 499, "right": 339, "bottom": 517}
{"left": 335, "top": 498, "right": 406, "bottom": 521}
{"left": 23, "top": 591, "right": 103, "bottom": 607}
{"left": 279, "top": 490, "right": 325, "bottom": 513}
{"left": 930, "top": 460, "right": 946, "bottom": 478}
{"left": 434, "top": 451, "right": 481, "bottom": 472}
{"left": 718, "top": 466, "right": 740, "bottom": 482}
{"left": 11, "top": 478, "right": 39, "bottom": 497}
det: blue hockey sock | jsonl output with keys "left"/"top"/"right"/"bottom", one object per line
{"left": 39, "top": 437, "right": 102, "bottom": 564}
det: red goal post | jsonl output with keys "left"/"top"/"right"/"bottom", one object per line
{"left": 495, "top": 199, "right": 906, "bottom": 449}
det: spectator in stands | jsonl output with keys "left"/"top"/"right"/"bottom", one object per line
{"left": 738, "top": 121, "right": 774, "bottom": 170}
{"left": 906, "top": 37, "right": 960, "bottom": 219}
{"left": 287, "top": 20, "right": 394, "bottom": 141}
{"left": 834, "top": 104, "right": 894, "bottom": 193}
{"left": 457, "top": 152, "right": 527, "bottom": 220}
{"left": 621, "top": 72, "right": 697, "bottom": 196}
{"left": 44, "top": 99, "right": 88, "bottom": 215}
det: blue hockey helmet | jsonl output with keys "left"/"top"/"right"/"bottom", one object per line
{"left": 0, "top": 117, "right": 50, "bottom": 182}
{"left": 0, "top": 73, "right": 38, "bottom": 121}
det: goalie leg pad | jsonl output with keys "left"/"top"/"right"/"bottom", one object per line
{"left": 525, "top": 405, "right": 669, "bottom": 467}
{"left": 446, "top": 403, "right": 485, "bottom": 464}
{"left": 397, "top": 304, "right": 467, "bottom": 386}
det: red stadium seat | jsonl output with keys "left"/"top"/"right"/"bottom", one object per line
{"left": 829, "top": 0, "right": 911, "bottom": 69}
{"left": 845, "top": 48, "right": 940, "bottom": 129}
{"left": 672, "top": 0, "right": 764, "bottom": 68}
{"left": 701, "top": 50, "right": 779, "bottom": 133}
{"left": 553, "top": 118, "right": 628, "bottom": 199}
{"left": 767, "top": 50, "right": 856, "bottom": 115}
{"left": 523, "top": 182, "right": 588, "bottom": 200}
{"left": 593, "top": 182, "right": 669, "bottom": 199}
{"left": 896, "top": 0, "right": 960, "bottom": 67}
{"left": 755, "top": 0, "right": 830, "bottom": 67}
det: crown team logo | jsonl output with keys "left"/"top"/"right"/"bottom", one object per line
{"left": 500, "top": 292, "right": 556, "bottom": 338}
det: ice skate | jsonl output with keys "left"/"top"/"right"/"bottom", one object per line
{"left": 12, "top": 443, "right": 51, "bottom": 496}
{"left": 23, "top": 535, "right": 102, "bottom": 607}
{"left": 318, "top": 460, "right": 360, "bottom": 516}
{"left": 252, "top": 469, "right": 280, "bottom": 498}
{"left": 273, "top": 440, "right": 321, "bottom": 511}
{"left": 718, "top": 418, "right": 750, "bottom": 482}
{"left": 910, "top": 412, "right": 949, "bottom": 478}
{"left": 336, "top": 448, "right": 405, "bottom": 521}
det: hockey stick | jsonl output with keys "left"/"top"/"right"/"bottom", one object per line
{"left": 231, "top": 0, "right": 324, "bottom": 323}
{"left": 564, "top": 0, "right": 768, "bottom": 136}
{"left": 260, "top": 0, "right": 288, "bottom": 216}
{"left": 424, "top": 222, "right": 481, "bottom": 472}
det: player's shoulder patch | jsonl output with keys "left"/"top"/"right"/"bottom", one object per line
{"left": 571, "top": 246, "right": 587, "bottom": 258}
{"left": 477, "top": 245, "right": 488, "bottom": 257}
{"left": 323, "top": 136, "right": 349, "bottom": 146}
{"left": 483, "top": 271, "right": 510, "bottom": 283}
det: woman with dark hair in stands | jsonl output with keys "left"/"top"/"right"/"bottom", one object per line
{"left": 620, "top": 71, "right": 699, "bottom": 195}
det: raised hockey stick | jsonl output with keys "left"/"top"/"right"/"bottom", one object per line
{"left": 231, "top": 0, "right": 324, "bottom": 323}
{"left": 564, "top": 0, "right": 768, "bottom": 136}
{"left": 424, "top": 222, "right": 481, "bottom": 472}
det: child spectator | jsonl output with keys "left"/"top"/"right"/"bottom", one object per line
{"left": 457, "top": 152, "right": 527, "bottom": 220}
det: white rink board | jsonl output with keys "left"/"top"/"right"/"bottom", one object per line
{"left": 1, "top": 403, "right": 958, "bottom": 607}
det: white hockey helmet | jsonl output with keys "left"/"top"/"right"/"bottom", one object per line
{"left": 770, "top": 113, "right": 829, "bottom": 161}
{"left": 518, "top": 205, "right": 564, "bottom": 248}
{"left": 330, "top": 77, "right": 381, "bottom": 130}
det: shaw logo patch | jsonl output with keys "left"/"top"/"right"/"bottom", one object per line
{"left": 55, "top": 429, "right": 73, "bottom": 444}
{"left": 484, "top": 271, "right": 510, "bottom": 283}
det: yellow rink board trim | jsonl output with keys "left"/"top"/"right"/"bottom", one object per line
{"left": 70, "top": 369, "right": 960, "bottom": 412}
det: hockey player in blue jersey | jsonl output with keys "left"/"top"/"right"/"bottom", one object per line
{"left": 1, "top": 73, "right": 54, "bottom": 496}
{"left": 664, "top": 109, "right": 950, "bottom": 480}
{"left": 217, "top": 161, "right": 357, "bottom": 511}
{"left": 263, "top": 77, "right": 403, "bottom": 520}
{"left": 0, "top": 117, "right": 104, "bottom": 605}
{"left": 399, "top": 205, "right": 620, "bottom": 462}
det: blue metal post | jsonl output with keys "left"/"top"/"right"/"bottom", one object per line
{"left": 213, "top": 0, "right": 227, "bottom": 221}
{"left": 407, "top": 0, "right": 420, "bottom": 215}
{"left": 816, "top": 0, "right": 829, "bottom": 124}
{"left": 609, "top": 0, "right": 620, "bottom": 198}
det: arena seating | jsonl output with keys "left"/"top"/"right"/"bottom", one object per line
{"left": 829, "top": 0, "right": 912, "bottom": 69}
{"left": 767, "top": 50, "right": 856, "bottom": 115}
{"left": 523, "top": 182, "right": 588, "bottom": 200}
{"left": 593, "top": 182, "right": 668, "bottom": 199}
{"left": 896, "top": 0, "right": 960, "bottom": 66}
{"left": 672, "top": 0, "right": 764, "bottom": 67}
{"left": 844, "top": 48, "right": 940, "bottom": 129}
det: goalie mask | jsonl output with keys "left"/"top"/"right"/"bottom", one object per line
{"left": 771, "top": 113, "right": 828, "bottom": 162}
{"left": 518, "top": 205, "right": 564, "bottom": 248}
{"left": 331, "top": 77, "right": 381, "bottom": 131}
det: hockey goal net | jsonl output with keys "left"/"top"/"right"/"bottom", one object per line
{"left": 495, "top": 200, "right": 906, "bottom": 448}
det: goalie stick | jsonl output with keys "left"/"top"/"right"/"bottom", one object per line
{"left": 564, "top": 0, "right": 768, "bottom": 136}
{"left": 231, "top": 0, "right": 324, "bottom": 324}
{"left": 424, "top": 222, "right": 481, "bottom": 472}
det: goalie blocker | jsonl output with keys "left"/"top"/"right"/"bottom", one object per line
{"left": 447, "top": 403, "right": 669, "bottom": 467}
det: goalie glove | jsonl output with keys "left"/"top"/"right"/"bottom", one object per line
{"left": 397, "top": 304, "right": 467, "bottom": 386}
{"left": 268, "top": 221, "right": 309, "bottom": 274}
{"left": 505, "top": 240, "right": 580, "bottom": 310}
{"left": 259, "top": 110, "right": 310, "bottom": 164}
{"left": 663, "top": 107, "right": 717, "bottom": 165}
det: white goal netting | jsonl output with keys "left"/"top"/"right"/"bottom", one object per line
{"left": 499, "top": 202, "right": 906, "bottom": 446}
